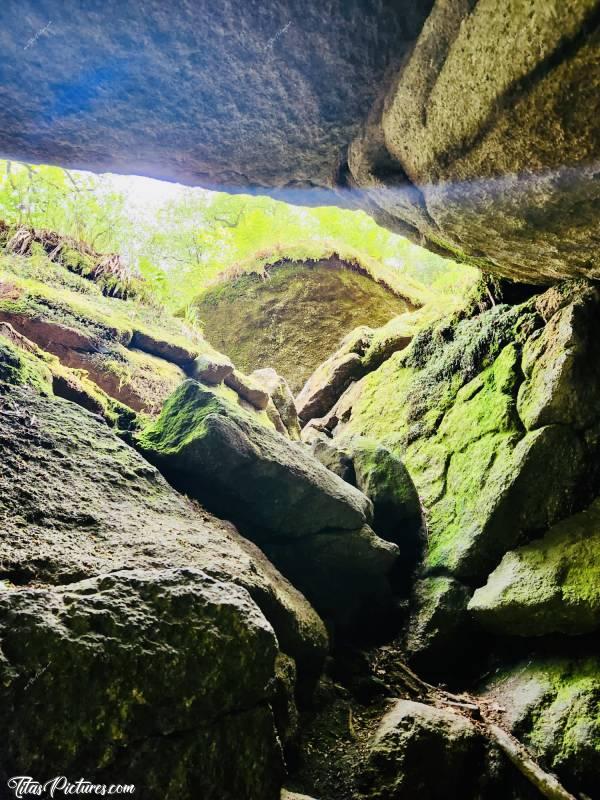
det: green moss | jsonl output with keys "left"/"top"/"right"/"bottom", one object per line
{"left": 139, "top": 380, "right": 252, "bottom": 455}
{"left": 485, "top": 656, "right": 600, "bottom": 792}
{"left": 337, "top": 297, "right": 588, "bottom": 579}
{"left": 469, "top": 498, "right": 600, "bottom": 634}
{"left": 0, "top": 335, "right": 53, "bottom": 394}
{"left": 195, "top": 260, "right": 414, "bottom": 393}
{"left": 0, "top": 253, "right": 206, "bottom": 356}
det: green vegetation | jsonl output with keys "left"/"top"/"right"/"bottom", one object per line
{"left": 0, "top": 160, "right": 478, "bottom": 317}
{"left": 195, "top": 259, "right": 416, "bottom": 392}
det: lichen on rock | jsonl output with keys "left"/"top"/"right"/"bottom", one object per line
{"left": 0, "top": 568, "right": 285, "bottom": 799}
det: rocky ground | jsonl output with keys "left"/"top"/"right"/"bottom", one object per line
{"left": 0, "top": 234, "right": 599, "bottom": 800}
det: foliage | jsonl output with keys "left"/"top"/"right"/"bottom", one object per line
{"left": 0, "top": 160, "right": 479, "bottom": 313}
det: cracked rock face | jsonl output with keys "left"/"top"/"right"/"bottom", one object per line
{"left": 1, "top": 1, "right": 598, "bottom": 281}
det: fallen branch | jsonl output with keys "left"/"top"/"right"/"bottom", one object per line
{"left": 487, "top": 724, "right": 577, "bottom": 800}
{"left": 387, "top": 658, "right": 578, "bottom": 800}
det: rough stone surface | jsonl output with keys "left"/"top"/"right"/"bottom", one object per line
{"left": 189, "top": 351, "right": 234, "bottom": 384}
{"left": 359, "top": 700, "right": 490, "bottom": 800}
{"left": 252, "top": 367, "right": 302, "bottom": 440}
{"left": 296, "top": 325, "right": 377, "bottom": 424}
{"left": 297, "top": 351, "right": 364, "bottom": 424}
{"left": 469, "top": 499, "right": 600, "bottom": 636}
{"left": 0, "top": 2, "right": 597, "bottom": 281}
{"left": 138, "top": 380, "right": 402, "bottom": 635}
{"left": 404, "top": 576, "right": 475, "bottom": 676}
{"left": 0, "top": 382, "right": 328, "bottom": 680}
{"left": 139, "top": 380, "right": 372, "bottom": 539}
{"left": 131, "top": 329, "right": 198, "bottom": 366}
{"left": 225, "top": 369, "right": 270, "bottom": 409}
{"left": 517, "top": 287, "right": 600, "bottom": 430}
{"left": 0, "top": 568, "right": 284, "bottom": 799}
{"left": 332, "top": 289, "right": 600, "bottom": 583}
{"left": 480, "top": 656, "right": 600, "bottom": 796}
{"left": 347, "top": 0, "right": 600, "bottom": 282}
{"left": 197, "top": 262, "right": 411, "bottom": 394}
{"left": 0, "top": 2, "right": 431, "bottom": 192}
{"left": 267, "top": 525, "right": 399, "bottom": 637}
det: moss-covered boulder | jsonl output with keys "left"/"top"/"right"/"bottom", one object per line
{"left": 349, "top": 438, "right": 422, "bottom": 548}
{"left": 0, "top": 264, "right": 197, "bottom": 413}
{"left": 517, "top": 287, "right": 600, "bottom": 430}
{"left": 469, "top": 499, "right": 600, "bottom": 636}
{"left": 0, "top": 381, "right": 327, "bottom": 682}
{"left": 480, "top": 657, "right": 600, "bottom": 796}
{"left": 138, "top": 380, "right": 400, "bottom": 635}
{"left": 331, "top": 286, "right": 600, "bottom": 583}
{"left": 0, "top": 568, "right": 284, "bottom": 799}
{"left": 139, "top": 380, "right": 372, "bottom": 538}
{"left": 195, "top": 259, "right": 415, "bottom": 393}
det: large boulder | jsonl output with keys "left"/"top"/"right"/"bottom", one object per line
{"left": 517, "top": 286, "right": 600, "bottom": 430}
{"left": 0, "top": 568, "right": 284, "bottom": 799}
{"left": 359, "top": 700, "right": 508, "bottom": 800}
{"left": 0, "top": 381, "right": 328, "bottom": 683}
{"left": 346, "top": 0, "right": 600, "bottom": 282}
{"left": 296, "top": 325, "right": 374, "bottom": 423}
{"left": 349, "top": 438, "right": 422, "bottom": 549}
{"left": 469, "top": 499, "right": 600, "bottom": 636}
{"left": 0, "top": 2, "right": 597, "bottom": 282}
{"left": 0, "top": 2, "right": 431, "bottom": 192}
{"left": 138, "top": 380, "right": 400, "bottom": 635}
{"left": 267, "top": 525, "right": 399, "bottom": 636}
{"left": 308, "top": 434, "right": 422, "bottom": 563}
{"left": 139, "top": 380, "right": 372, "bottom": 538}
{"left": 322, "top": 284, "right": 600, "bottom": 666}
{"left": 480, "top": 656, "right": 600, "bottom": 797}
{"left": 331, "top": 287, "right": 600, "bottom": 583}
{"left": 196, "top": 260, "right": 412, "bottom": 395}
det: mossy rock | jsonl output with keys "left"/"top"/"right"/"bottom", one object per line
{"left": 480, "top": 656, "right": 600, "bottom": 796}
{"left": 0, "top": 383, "right": 328, "bottom": 682}
{"left": 0, "top": 259, "right": 210, "bottom": 414}
{"left": 0, "top": 568, "right": 285, "bottom": 799}
{"left": 0, "top": 333, "right": 53, "bottom": 394}
{"left": 333, "top": 286, "right": 600, "bottom": 582}
{"left": 194, "top": 259, "right": 414, "bottom": 393}
{"left": 469, "top": 498, "right": 600, "bottom": 635}
{"left": 138, "top": 380, "right": 372, "bottom": 540}
{"left": 137, "top": 379, "right": 403, "bottom": 637}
